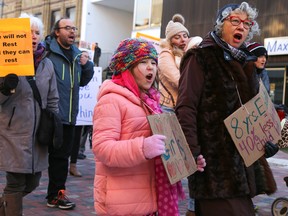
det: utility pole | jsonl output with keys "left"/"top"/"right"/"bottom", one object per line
{"left": 0, "top": 1, "right": 5, "bottom": 18}
{"left": 0, "top": 0, "right": 5, "bottom": 18}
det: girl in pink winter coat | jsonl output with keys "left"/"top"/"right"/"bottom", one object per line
{"left": 92, "top": 38, "right": 206, "bottom": 216}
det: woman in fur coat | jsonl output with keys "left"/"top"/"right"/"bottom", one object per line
{"left": 176, "top": 2, "right": 278, "bottom": 216}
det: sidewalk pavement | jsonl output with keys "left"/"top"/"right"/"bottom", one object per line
{"left": 0, "top": 145, "right": 288, "bottom": 216}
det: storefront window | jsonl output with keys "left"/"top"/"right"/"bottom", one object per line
{"left": 151, "top": 0, "right": 162, "bottom": 27}
{"left": 51, "top": 10, "right": 61, "bottom": 30}
{"left": 66, "top": 7, "right": 76, "bottom": 23}
{"left": 134, "top": 0, "right": 150, "bottom": 28}
{"left": 134, "top": 0, "right": 162, "bottom": 29}
{"left": 267, "top": 67, "right": 287, "bottom": 104}
{"left": 34, "top": 13, "right": 42, "bottom": 21}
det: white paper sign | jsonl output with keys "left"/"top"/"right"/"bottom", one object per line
{"left": 76, "top": 67, "right": 102, "bottom": 125}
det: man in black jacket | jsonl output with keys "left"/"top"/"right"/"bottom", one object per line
{"left": 45, "top": 18, "right": 94, "bottom": 210}
{"left": 93, "top": 42, "right": 101, "bottom": 66}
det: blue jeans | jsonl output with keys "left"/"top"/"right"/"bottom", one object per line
{"left": 188, "top": 197, "right": 195, "bottom": 211}
{"left": 161, "top": 105, "right": 175, "bottom": 113}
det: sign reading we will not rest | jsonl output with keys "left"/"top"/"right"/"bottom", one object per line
{"left": 0, "top": 18, "right": 34, "bottom": 77}
{"left": 224, "top": 81, "right": 281, "bottom": 167}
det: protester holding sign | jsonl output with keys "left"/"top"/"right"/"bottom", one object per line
{"left": 92, "top": 38, "right": 205, "bottom": 215}
{"left": 44, "top": 18, "right": 94, "bottom": 210}
{"left": 0, "top": 13, "right": 59, "bottom": 215}
{"left": 176, "top": 2, "right": 278, "bottom": 215}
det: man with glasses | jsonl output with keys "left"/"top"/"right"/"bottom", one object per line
{"left": 176, "top": 2, "right": 278, "bottom": 215}
{"left": 44, "top": 18, "right": 94, "bottom": 210}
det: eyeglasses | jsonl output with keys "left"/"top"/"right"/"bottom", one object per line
{"left": 58, "top": 26, "right": 78, "bottom": 32}
{"left": 225, "top": 16, "right": 254, "bottom": 29}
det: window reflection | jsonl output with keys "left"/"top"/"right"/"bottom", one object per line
{"left": 267, "top": 68, "right": 286, "bottom": 104}
{"left": 134, "top": 0, "right": 162, "bottom": 29}
{"left": 34, "top": 13, "right": 42, "bottom": 21}
{"left": 151, "top": 0, "right": 162, "bottom": 27}
{"left": 66, "top": 7, "right": 76, "bottom": 23}
{"left": 135, "top": 0, "right": 150, "bottom": 28}
{"left": 51, "top": 10, "right": 61, "bottom": 31}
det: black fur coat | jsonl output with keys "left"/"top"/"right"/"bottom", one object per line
{"left": 176, "top": 33, "right": 277, "bottom": 199}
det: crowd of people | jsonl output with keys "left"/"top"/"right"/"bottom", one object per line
{"left": 0, "top": 1, "right": 283, "bottom": 216}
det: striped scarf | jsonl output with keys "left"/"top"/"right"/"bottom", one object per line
{"left": 210, "top": 31, "right": 247, "bottom": 64}
{"left": 34, "top": 43, "right": 45, "bottom": 70}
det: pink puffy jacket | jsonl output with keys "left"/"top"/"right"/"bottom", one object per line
{"left": 92, "top": 80, "right": 157, "bottom": 215}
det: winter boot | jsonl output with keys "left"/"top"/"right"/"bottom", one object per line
{"left": 3, "top": 192, "right": 23, "bottom": 216}
{"left": 69, "top": 163, "right": 82, "bottom": 177}
{"left": 0, "top": 196, "right": 5, "bottom": 216}
{"left": 186, "top": 210, "right": 195, "bottom": 216}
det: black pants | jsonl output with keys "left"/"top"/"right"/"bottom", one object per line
{"left": 47, "top": 124, "right": 75, "bottom": 199}
{"left": 70, "top": 126, "right": 83, "bottom": 164}
{"left": 78, "top": 126, "right": 92, "bottom": 155}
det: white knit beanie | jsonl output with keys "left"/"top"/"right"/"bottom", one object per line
{"left": 165, "top": 14, "right": 189, "bottom": 41}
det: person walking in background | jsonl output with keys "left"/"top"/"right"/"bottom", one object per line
{"left": 247, "top": 42, "right": 271, "bottom": 213}
{"left": 69, "top": 50, "right": 94, "bottom": 177}
{"left": 93, "top": 42, "right": 101, "bottom": 66}
{"left": 158, "top": 13, "right": 202, "bottom": 216}
{"left": 69, "top": 126, "right": 84, "bottom": 177}
{"left": 158, "top": 14, "right": 202, "bottom": 113}
{"left": 247, "top": 42, "right": 270, "bottom": 93}
{"left": 176, "top": 2, "right": 279, "bottom": 215}
{"left": 0, "top": 13, "right": 59, "bottom": 215}
{"left": 247, "top": 42, "right": 288, "bottom": 125}
{"left": 158, "top": 14, "right": 189, "bottom": 112}
{"left": 77, "top": 125, "right": 93, "bottom": 159}
{"left": 44, "top": 18, "right": 94, "bottom": 210}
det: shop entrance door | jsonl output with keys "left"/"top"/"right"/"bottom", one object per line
{"left": 267, "top": 67, "right": 287, "bottom": 105}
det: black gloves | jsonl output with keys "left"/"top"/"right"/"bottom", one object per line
{"left": 0, "top": 73, "right": 19, "bottom": 96}
{"left": 264, "top": 141, "right": 279, "bottom": 158}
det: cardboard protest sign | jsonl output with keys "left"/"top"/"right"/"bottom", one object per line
{"left": 0, "top": 18, "right": 34, "bottom": 77}
{"left": 76, "top": 67, "right": 102, "bottom": 125}
{"left": 147, "top": 113, "right": 197, "bottom": 184}
{"left": 224, "top": 81, "right": 281, "bottom": 167}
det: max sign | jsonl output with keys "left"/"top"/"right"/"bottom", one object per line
{"left": 147, "top": 113, "right": 197, "bottom": 184}
{"left": 224, "top": 81, "right": 281, "bottom": 167}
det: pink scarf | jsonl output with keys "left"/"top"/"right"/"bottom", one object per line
{"left": 112, "top": 70, "right": 185, "bottom": 216}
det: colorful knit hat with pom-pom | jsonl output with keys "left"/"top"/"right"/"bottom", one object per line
{"left": 165, "top": 14, "right": 189, "bottom": 41}
{"left": 109, "top": 38, "right": 158, "bottom": 75}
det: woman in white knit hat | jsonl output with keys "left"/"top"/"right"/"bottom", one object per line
{"left": 158, "top": 14, "right": 202, "bottom": 114}
{"left": 158, "top": 14, "right": 202, "bottom": 216}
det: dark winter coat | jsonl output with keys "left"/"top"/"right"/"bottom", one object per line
{"left": 176, "top": 32, "right": 276, "bottom": 199}
{"left": 0, "top": 57, "right": 59, "bottom": 173}
{"left": 45, "top": 37, "right": 94, "bottom": 125}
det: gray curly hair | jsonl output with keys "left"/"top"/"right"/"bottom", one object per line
{"left": 214, "top": 2, "right": 260, "bottom": 41}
